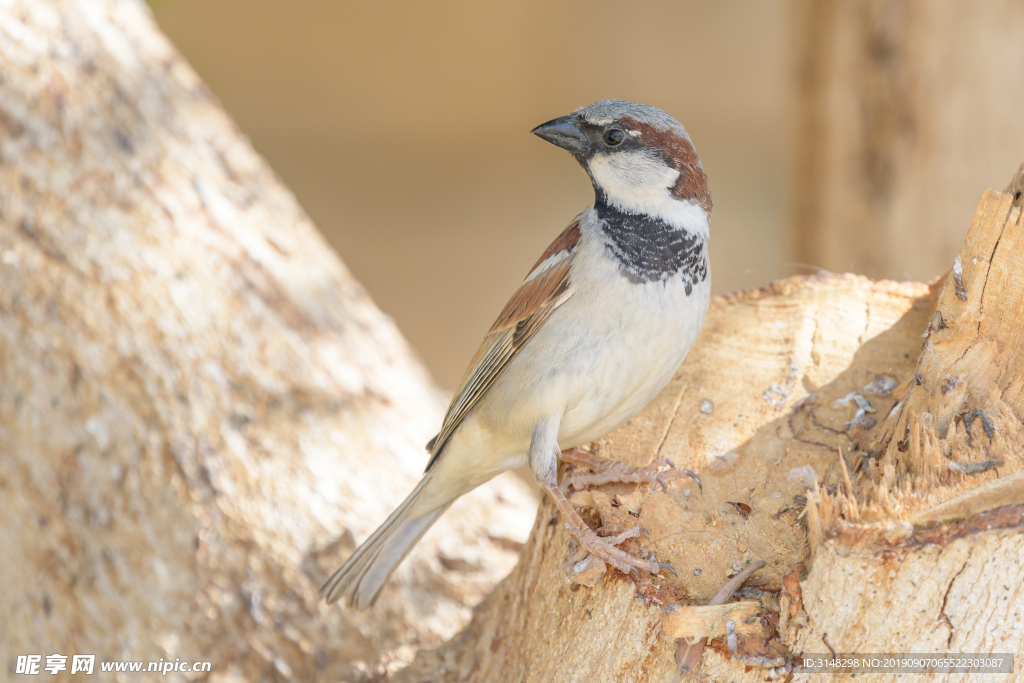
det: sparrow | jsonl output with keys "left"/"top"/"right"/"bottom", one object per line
{"left": 321, "top": 99, "right": 712, "bottom": 609}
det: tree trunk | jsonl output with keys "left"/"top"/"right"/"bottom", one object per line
{"left": 0, "top": 2, "right": 536, "bottom": 681}
{"left": 393, "top": 169, "right": 1024, "bottom": 682}
{"left": 794, "top": 0, "right": 1024, "bottom": 283}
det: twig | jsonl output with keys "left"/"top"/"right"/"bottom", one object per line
{"left": 822, "top": 632, "right": 837, "bottom": 657}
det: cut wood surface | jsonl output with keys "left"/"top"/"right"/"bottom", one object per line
{"left": 394, "top": 173, "right": 1024, "bottom": 682}
{"left": 0, "top": 2, "right": 536, "bottom": 681}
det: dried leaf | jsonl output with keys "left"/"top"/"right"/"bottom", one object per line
{"left": 727, "top": 502, "right": 752, "bottom": 519}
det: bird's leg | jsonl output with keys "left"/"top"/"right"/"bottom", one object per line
{"left": 529, "top": 416, "right": 671, "bottom": 576}
{"left": 558, "top": 448, "right": 702, "bottom": 494}
{"left": 541, "top": 479, "right": 670, "bottom": 576}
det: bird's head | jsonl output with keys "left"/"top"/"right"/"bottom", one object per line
{"left": 532, "top": 99, "right": 711, "bottom": 228}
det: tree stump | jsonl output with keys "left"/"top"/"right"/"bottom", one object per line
{"left": 393, "top": 170, "right": 1024, "bottom": 682}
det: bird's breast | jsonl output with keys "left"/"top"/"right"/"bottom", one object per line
{"left": 553, "top": 267, "right": 710, "bottom": 446}
{"left": 473, "top": 209, "right": 711, "bottom": 451}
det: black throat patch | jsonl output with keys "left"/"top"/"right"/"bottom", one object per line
{"left": 595, "top": 200, "right": 708, "bottom": 292}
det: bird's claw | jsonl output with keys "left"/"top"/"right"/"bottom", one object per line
{"left": 657, "top": 562, "right": 677, "bottom": 576}
{"left": 682, "top": 469, "right": 702, "bottom": 494}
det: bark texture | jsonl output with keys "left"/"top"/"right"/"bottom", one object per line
{"left": 794, "top": 0, "right": 1024, "bottom": 283}
{"left": 394, "top": 172, "right": 1024, "bottom": 682}
{"left": 0, "top": 2, "right": 536, "bottom": 681}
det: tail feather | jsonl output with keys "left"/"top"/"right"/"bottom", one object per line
{"left": 320, "top": 475, "right": 448, "bottom": 609}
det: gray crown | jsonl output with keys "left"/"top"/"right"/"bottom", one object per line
{"left": 574, "top": 99, "right": 687, "bottom": 136}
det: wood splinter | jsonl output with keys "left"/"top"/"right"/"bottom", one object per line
{"left": 672, "top": 560, "right": 767, "bottom": 680}
{"left": 662, "top": 600, "right": 763, "bottom": 640}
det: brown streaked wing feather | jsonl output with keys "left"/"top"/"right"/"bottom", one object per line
{"left": 424, "top": 221, "right": 581, "bottom": 469}
{"left": 527, "top": 219, "right": 581, "bottom": 273}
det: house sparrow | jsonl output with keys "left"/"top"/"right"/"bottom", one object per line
{"left": 321, "top": 99, "right": 712, "bottom": 609}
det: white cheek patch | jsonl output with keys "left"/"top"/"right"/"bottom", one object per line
{"left": 589, "top": 151, "right": 677, "bottom": 197}
{"left": 588, "top": 151, "right": 678, "bottom": 206}
{"left": 588, "top": 151, "right": 709, "bottom": 236}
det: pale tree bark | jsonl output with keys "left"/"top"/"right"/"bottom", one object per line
{"left": 794, "top": 0, "right": 1024, "bottom": 283}
{"left": 0, "top": 2, "right": 536, "bottom": 681}
{"left": 393, "top": 171, "right": 1024, "bottom": 682}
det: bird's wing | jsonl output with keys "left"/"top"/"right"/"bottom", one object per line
{"left": 424, "top": 218, "right": 582, "bottom": 470}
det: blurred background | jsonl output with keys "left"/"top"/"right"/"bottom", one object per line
{"left": 151, "top": 0, "right": 1024, "bottom": 390}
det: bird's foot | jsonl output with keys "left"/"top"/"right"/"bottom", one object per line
{"left": 542, "top": 480, "right": 673, "bottom": 577}
{"left": 559, "top": 449, "right": 702, "bottom": 494}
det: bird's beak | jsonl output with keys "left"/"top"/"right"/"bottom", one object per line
{"left": 531, "top": 115, "right": 588, "bottom": 155}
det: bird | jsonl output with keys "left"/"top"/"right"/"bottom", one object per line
{"left": 321, "top": 99, "right": 712, "bottom": 609}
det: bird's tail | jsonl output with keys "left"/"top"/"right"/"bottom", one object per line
{"left": 320, "top": 474, "right": 448, "bottom": 609}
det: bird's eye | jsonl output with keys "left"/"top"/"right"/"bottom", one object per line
{"left": 603, "top": 129, "right": 625, "bottom": 146}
